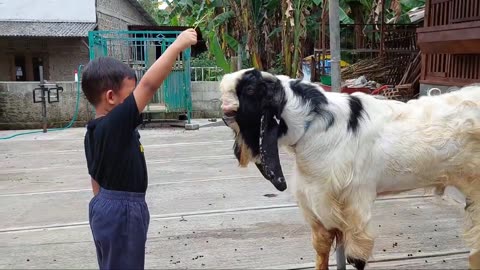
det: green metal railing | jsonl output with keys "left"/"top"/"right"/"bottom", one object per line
{"left": 88, "top": 30, "right": 193, "bottom": 122}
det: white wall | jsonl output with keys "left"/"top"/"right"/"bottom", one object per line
{"left": 0, "top": 0, "right": 96, "bottom": 22}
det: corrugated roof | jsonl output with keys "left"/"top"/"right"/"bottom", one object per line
{"left": 0, "top": 21, "right": 97, "bottom": 37}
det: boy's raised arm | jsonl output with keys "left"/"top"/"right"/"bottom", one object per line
{"left": 134, "top": 29, "right": 197, "bottom": 113}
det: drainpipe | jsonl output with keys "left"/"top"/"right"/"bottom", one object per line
{"left": 329, "top": 0, "right": 342, "bottom": 93}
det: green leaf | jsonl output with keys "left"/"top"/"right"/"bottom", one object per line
{"left": 196, "top": 0, "right": 206, "bottom": 21}
{"left": 224, "top": 33, "right": 239, "bottom": 50}
{"left": 339, "top": 7, "right": 354, "bottom": 24}
{"left": 185, "top": 0, "right": 194, "bottom": 8}
{"left": 171, "top": 16, "right": 179, "bottom": 26}
{"left": 266, "top": 0, "right": 280, "bottom": 9}
{"left": 208, "top": 33, "right": 231, "bottom": 73}
{"left": 312, "top": 0, "right": 322, "bottom": 6}
{"left": 268, "top": 27, "right": 282, "bottom": 39}
{"left": 401, "top": 0, "right": 425, "bottom": 9}
{"left": 213, "top": 10, "right": 235, "bottom": 26}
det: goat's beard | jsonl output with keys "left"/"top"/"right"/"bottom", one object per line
{"left": 233, "top": 134, "right": 254, "bottom": 167}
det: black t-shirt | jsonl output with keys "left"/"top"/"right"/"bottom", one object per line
{"left": 84, "top": 93, "right": 148, "bottom": 193}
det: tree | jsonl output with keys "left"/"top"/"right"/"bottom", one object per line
{"left": 140, "top": 0, "right": 425, "bottom": 77}
{"left": 138, "top": 0, "right": 162, "bottom": 24}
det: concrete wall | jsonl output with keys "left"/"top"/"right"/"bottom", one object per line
{"left": 0, "top": 81, "right": 222, "bottom": 130}
{"left": 0, "top": 38, "right": 89, "bottom": 81}
{"left": 191, "top": 81, "right": 222, "bottom": 118}
{"left": 0, "top": 81, "right": 93, "bottom": 130}
{"left": 96, "top": 0, "right": 152, "bottom": 30}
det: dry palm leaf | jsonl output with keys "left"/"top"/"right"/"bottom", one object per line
{"left": 390, "top": 0, "right": 402, "bottom": 23}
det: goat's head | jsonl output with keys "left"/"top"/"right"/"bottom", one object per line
{"left": 220, "top": 68, "right": 288, "bottom": 191}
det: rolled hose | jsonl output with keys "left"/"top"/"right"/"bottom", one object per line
{"left": 0, "top": 65, "right": 84, "bottom": 140}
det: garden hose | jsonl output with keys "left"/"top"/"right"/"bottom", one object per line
{"left": 0, "top": 65, "right": 84, "bottom": 140}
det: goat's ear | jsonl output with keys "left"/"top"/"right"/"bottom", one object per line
{"left": 256, "top": 108, "right": 287, "bottom": 191}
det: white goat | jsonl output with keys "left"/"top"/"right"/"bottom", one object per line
{"left": 219, "top": 68, "right": 480, "bottom": 270}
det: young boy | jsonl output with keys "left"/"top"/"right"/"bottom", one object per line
{"left": 81, "top": 29, "right": 197, "bottom": 269}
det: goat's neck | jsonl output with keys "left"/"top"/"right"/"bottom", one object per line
{"left": 278, "top": 92, "right": 325, "bottom": 147}
{"left": 278, "top": 89, "right": 350, "bottom": 148}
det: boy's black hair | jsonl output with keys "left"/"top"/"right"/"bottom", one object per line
{"left": 81, "top": 56, "right": 137, "bottom": 106}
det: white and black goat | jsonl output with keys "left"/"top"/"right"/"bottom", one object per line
{"left": 220, "top": 68, "right": 480, "bottom": 270}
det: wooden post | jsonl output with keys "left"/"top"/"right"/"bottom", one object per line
{"left": 231, "top": 56, "right": 239, "bottom": 72}
{"left": 380, "top": 0, "right": 386, "bottom": 57}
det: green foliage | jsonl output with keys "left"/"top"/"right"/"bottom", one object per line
{"left": 339, "top": 6, "right": 355, "bottom": 23}
{"left": 138, "top": 0, "right": 425, "bottom": 78}
{"left": 191, "top": 52, "right": 217, "bottom": 67}
{"left": 208, "top": 32, "right": 231, "bottom": 72}
{"left": 138, "top": 0, "right": 162, "bottom": 24}
{"left": 149, "top": 0, "right": 233, "bottom": 73}
{"left": 401, "top": 0, "right": 425, "bottom": 10}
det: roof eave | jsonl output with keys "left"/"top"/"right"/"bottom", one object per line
{"left": 126, "top": 0, "right": 158, "bottom": 26}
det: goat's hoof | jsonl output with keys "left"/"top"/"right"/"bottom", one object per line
{"left": 347, "top": 257, "right": 366, "bottom": 270}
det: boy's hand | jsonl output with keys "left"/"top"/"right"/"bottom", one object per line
{"left": 172, "top": 29, "right": 198, "bottom": 52}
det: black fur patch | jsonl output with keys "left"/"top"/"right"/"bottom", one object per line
{"left": 278, "top": 118, "right": 288, "bottom": 137}
{"left": 347, "top": 257, "right": 366, "bottom": 270}
{"left": 289, "top": 80, "right": 335, "bottom": 130}
{"left": 347, "top": 96, "right": 364, "bottom": 133}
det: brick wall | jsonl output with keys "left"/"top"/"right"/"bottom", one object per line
{"left": 0, "top": 37, "right": 88, "bottom": 81}
{"left": 96, "top": 0, "right": 152, "bottom": 30}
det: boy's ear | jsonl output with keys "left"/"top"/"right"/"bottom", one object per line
{"left": 105, "top": 90, "right": 116, "bottom": 105}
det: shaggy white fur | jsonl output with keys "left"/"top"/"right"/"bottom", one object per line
{"left": 220, "top": 69, "right": 480, "bottom": 270}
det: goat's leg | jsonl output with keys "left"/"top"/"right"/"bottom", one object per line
{"left": 298, "top": 199, "right": 335, "bottom": 270}
{"left": 465, "top": 196, "right": 480, "bottom": 270}
{"left": 311, "top": 220, "right": 335, "bottom": 270}
{"left": 341, "top": 197, "right": 376, "bottom": 270}
{"left": 470, "top": 249, "right": 480, "bottom": 270}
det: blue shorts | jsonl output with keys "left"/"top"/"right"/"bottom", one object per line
{"left": 89, "top": 188, "right": 150, "bottom": 270}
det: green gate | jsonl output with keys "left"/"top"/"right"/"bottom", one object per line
{"left": 88, "top": 30, "right": 193, "bottom": 122}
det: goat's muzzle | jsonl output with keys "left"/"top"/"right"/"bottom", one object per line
{"left": 222, "top": 115, "right": 236, "bottom": 128}
{"left": 222, "top": 108, "right": 237, "bottom": 127}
